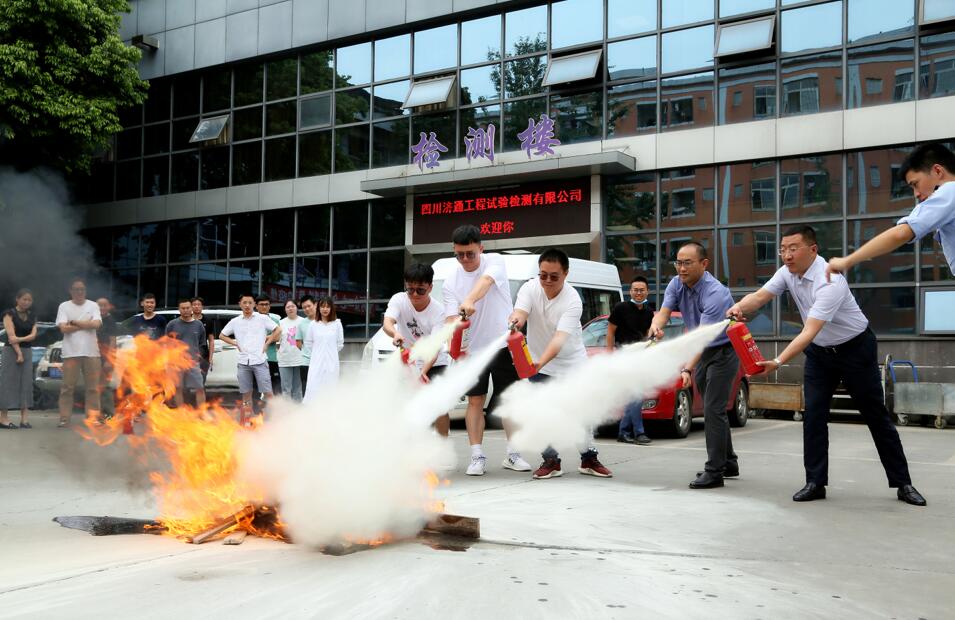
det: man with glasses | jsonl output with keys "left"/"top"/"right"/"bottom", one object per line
{"left": 383, "top": 263, "right": 451, "bottom": 436}
{"left": 55, "top": 278, "right": 102, "bottom": 428}
{"left": 607, "top": 275, "right": 654, "bottom": 445}
{"left": 443, "top": 224, "right": 531, "bottom": 476}
{"left": 509, "top": 248, "right": 613, "bottom": 479}
{"left": 650, "top": 242, "right": 739, "bottom": 489}
{"left": 728, "top": 225, "right": 926, "bottom": 506}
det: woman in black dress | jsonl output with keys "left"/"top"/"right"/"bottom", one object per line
{"left": 1, "top": 289, "right": 38, "bottom": 428}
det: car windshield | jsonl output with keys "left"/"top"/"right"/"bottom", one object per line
{"left": 582, "top": 317, "right": 608, "bottom": 347}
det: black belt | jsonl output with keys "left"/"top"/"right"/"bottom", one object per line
{"left": 811, "top": 328, "right": 871, "bottom": 355}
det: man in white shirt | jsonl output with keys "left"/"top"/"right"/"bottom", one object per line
{"left": 55, "top": 277, "right": 103, "bottom": 428}
{"left": 219, "top": 293, "right": 280, "bottom": 421}
{"left": 443, "top": 225, "right": 531, "bottom": 476}
{"left": 728, "top": 225, "right": 926, "bottom": 506}
{"left": 383, "top": 262, "right": 452, "bottom": 436}
{"left": 509, "top": 249, "right": 613, "bottom": 479}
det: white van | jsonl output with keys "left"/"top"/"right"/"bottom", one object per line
{"left": 362, "top": 253, "right": 624, "bottom": 418}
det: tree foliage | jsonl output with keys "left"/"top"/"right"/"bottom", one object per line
{"left": 0, "top": 0, "right": 147, "bottom": 173}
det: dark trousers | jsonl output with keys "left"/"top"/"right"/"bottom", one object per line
{"left": 267, "top": 360, "right": 282, "bottom": 396}
{"left": 695, "top": 343, "right": 739, "bottom": 473}
{"left": 299, "top": 365, "right": 309, "bottom": 395}
{"left": 803, "top": 328, "right": 911, "bottom": 487}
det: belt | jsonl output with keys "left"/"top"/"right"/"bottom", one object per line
{"left": 812, "top": 328, "right": 870, "bottom": 355}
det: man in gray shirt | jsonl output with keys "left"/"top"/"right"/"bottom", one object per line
{"left": 165, "top": 299, "right": 207, "bottom": 407}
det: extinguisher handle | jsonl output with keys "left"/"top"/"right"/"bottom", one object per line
{"left": 508, "top": 319, "right": 518, "bottom": 331}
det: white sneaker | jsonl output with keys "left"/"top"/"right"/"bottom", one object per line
{"left": 502, "top": 453, "right": 532, "bottom": 472}
{"left": 466, "top": 455, "right": 487, "bottom": 476}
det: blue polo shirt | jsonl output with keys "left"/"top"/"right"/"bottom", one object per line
{"left": 897, "top": 181, "right": 955, "bottom": 275}
{"left": 661, "top": 271, "right": 733, "bottom": 348}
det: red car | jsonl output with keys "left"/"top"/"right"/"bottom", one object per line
{"left": 582, "top": 312, "right": 750, "bottom": 438}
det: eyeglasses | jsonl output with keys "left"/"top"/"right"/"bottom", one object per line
{"left": 538, "top": 272, "right": 561, "bottom": 282}
{"left": 778, "top": 244, "right": 813, "bottom": 256}
{"left": 672, "top": 260, "right": 697, "bottom": 269}
{"left": 256, "top": 301, "right": 271, "bottom": 306}
{"left": 405, "top": 286, "right": 429, "bottom": 296}
{"left": 454, "top": 251, "right": 477, "bottom": 261}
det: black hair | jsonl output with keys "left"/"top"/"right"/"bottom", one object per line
{"left": 317, "top": 296, "right": 337, "bottom": 321}
{"left": 254, "top": 294, "right": 271, "bottom": 304}
{"left": 15, "top": 288, "right": 32, "bottom": 300}
{"left": 237, "top": 292, "right": 255, "bottom": 302}
{"left": 900, "top": 142, "right": 955, "bottom": 177}
{"left": 781, "top": 224, "right": 817, "bottom": 245}
{"left": 538, "top": 248, "right": 570, "bottom": 271}
{"left": 451, "top": 224, "right": 482, "bottom": 245}
{"left": 630, "top": 276, "right": 649, "bottom": 287}
{"left": 141, "top": 292, "right": 157, "bottom": 302}
{"left": 299, "top": 294, "right": 316, "bottom": 305}
{"left": 177, "top": 298, "right": 192, "bottom": 306}
{"left": 403, "top": 262, "right": 434, "bottom": 285}
{"left": 69, "top": 276, "right": 86, "bottom": 288}
{"left": 190, "top": 297, "right": 204, "bottom": 304}
{"left": 679, "top": 241, "right": 708, "bottom": 261}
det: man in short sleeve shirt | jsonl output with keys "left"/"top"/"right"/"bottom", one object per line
{"left": 55, "top": 278, "right": 103, "bottom": 427}
{"left": 219, "top": 293, "right": 280, "bottom": 421}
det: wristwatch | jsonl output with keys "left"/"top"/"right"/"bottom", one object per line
{"left": 680, "top": 368, "right": 691, "bottom": 375}
{"left": 772, "top": 357, "right": 782, "bottom": 366}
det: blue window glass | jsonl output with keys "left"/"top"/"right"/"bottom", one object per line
{"left": 549, "top": 89, "right": 602, "bottom": 144}
{"left": 372, "top": 81, "right": 410, "bottom": 118}
{"left": 718, "top": 62, "right": 777, "bottom": 124}
{"left": 337, "top": 42, "right": 371, "bottom": 87}
{"left": 781, "top": 2, "right": 843, "bottom": 54}
{"left": 661, "top": 25, "right": 715, "bottom": 74}
{"left": 847, "top": 39, "right": 914, "bottom": 108}
{"left": 607, "top": 80, "right": 657, "bottom": 136}
{"left": 505, "top": 5, "right": 547, "bottom": 57}
{"left": 661, "top": 71, "right": 714, "bottom": 131}
{"left": 608, "top": 36, "right": 656, "bottom": 80}
{"left": 461, "top": 65, "right": 501, "bottom": 104}
{"left": 781, "top": 51, "right": 842, "bottom": 116}
{"left": 461, "top": 15, "right": 502, "bottom": 65}
{"left": 720, "top": 0, "right": 775, "bottom": 18}
{"left": 662, "top": 0, "right": 714, "bottom": 28}
{"left": 848, "top": 0, "right": 914, "bottom": 44}
{"left": 608, "top": 0, "right": 656, "bottom": 38}
{"left": 919, "top": 32, "right": 955, "bottom": 99}
{"left": 551, "top": 0, "right": 603, "bottom": 49}
{"left": 414, "top": 24, "right": 458, "bottom": 75}
{"left": 923, "top": 0, "right": 955, "bottom": 23}
{"left": 375, "top": 34, "right": 410, "bottom": 81}
{"left": 504, "top": 55, "right": 548, "bottom": 97}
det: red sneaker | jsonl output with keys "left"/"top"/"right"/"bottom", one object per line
{"left": 579, "top": 456, "right": 612, "bottom": 478}
{"left": 532, "top": 458, "right": 563, "bottom": 479}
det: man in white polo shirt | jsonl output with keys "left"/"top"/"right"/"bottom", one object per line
{"left": 728, "top": 225, "right": 926, "bottom": 506}
{"left": 219, "top": 292, "right": 280, "bottom": 421}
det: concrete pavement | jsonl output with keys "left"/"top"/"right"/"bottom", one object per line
{"left": 0, "top": 412, "right": 953, "bottom": 619}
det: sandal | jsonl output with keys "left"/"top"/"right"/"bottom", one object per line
{"left": 19, "top": 422, "right": 32, "bottom": 429}
{"left": 57, "top": 420, "right": 69, "bottom": 428}
{"left": 0, "top": 422, "right": 17, "bottom": 429}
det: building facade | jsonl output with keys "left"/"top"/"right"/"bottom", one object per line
{"left": 81, "top": 0, "right": 955, "bottom": 374}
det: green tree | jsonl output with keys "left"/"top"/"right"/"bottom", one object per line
{"left": 0, "top": 0, "right": 147, "bottom": 173}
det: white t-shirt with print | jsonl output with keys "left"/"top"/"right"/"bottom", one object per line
{"left": 55, "top": 299, "right": 102, "bottom": 358}
{"left": 441, "top": 253, "right": 512, "bottom": 352}
{"left": 384, "top": 293, "right": 450, "bottom": 367}
{"left": 514, "top": 278, "right": 586, "bottom": 377}
{"left": 277, "top": 316, "right": 309, "bottom": 367}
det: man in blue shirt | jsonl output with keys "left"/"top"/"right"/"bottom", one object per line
{"left": 649, "top": 241, "right": 739, "bottom": 489}
{"left": 828, "top": 142, "right": 955, "bottom": 279}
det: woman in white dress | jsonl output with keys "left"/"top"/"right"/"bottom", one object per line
{"left": 303, "top": 296, "right": 344, "bottom": 403}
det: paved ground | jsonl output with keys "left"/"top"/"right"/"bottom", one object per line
{"left": 0, "top": 412, "right": 953, "bottom": 619}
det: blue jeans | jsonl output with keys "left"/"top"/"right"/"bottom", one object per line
{"left": 529, "top": 373, "right": 597, "bottom": 462}
{"left": 618, "top": 400, "right": 645, "bottom": 436}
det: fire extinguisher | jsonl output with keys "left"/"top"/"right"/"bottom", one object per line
{"left": 449, "top": 311, "right": 471, "bottom": 360}
{"left": 726, "top": 320, "right": 766, "bottom": 376}
{"left": 507, "top": 321, "right": 537, "bottom": 379}
{"left": 397, "top": 344, "right": 411, "bottom": 365}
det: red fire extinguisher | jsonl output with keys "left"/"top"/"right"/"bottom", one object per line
{"left": 398, "top": 344, "right": 411, "bottom": 365}
{"left": 507, "top": 322, "right": 537, "bottom": 379}
{"left": 449, "top": 312, "right": 471, "bottom": 360}
{"left": 726, "top": 320, "right": 766, "bottom": 376}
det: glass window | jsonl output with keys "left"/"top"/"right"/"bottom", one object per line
{"left": 264, "top": 136, "right": 296, "bottom": 182}
{"left": 196, "top": 262, "right": 227, "bottom": 306}
{"left": 851, "top": 288, "right": 915, "bottom": 334}
{"left": 373, "top": 82, "right": 410, "bottom": 118}
{"left": 608, "top": 36, "right": 656, "bottom": 80}
{"left": 115, "top": 160, "right": 141, "bottom": 200}
{"left": 549, "top": 89, "right": 602, "bottom": 144}
{"left": 117, "top": 127, "right": 141, "bottom": 160}
{"left": 371, "top": 201, "right": 406, "bottom": 247}
{"left": 542, "top": 50, "right": 602, "bottom": 86}
{"left": 229, "top": 212, "right": 260, "bottom": 258}
{"left": 143, "top": 123, "right": 170, "bottom": 156}
{"left": 662, "top": 0, "right": 713, "bottom": 28}
{"left": 720, "top": 0, "right": 775, "bottom": 18}
{"left": 86, "top": 160, "right": 115, "bottom": 203}
{"left": 504, "top": 97, "right": 546, "bottom": 151}
{"left": 112, "top": 226, "right": 139, "bottom": 269}
{"left": 111, "top": 268, "right": 138, "bottom": 302}
{"left": 200, "top": 146, "right": 229, "bottom": 190}
{"left": 461, "top": 65, "right": 501, "bottom": 104}
{"left": 301, "top": 94, "right": 332, "bottom": 129}
{"left": 460, "top": 103, "right": 501, "bottom": 150}
{"left": 661, "top": 71, "right": 714, "bottom": 130}
{"left": 266, "top": 100, "right": 296, "bottom": 136}
{"left": 718, "top": 161, "right": 776, "bottom": 223}
{"left": 172, "top": 117, "right": 198, "bottom": 150}
{"left": 142, "top": 156, "right": 169, "bottom": 197}
{"left": 261, "top": 258, "right": 294, "bottom": 302}
{"left": 233, "top": 106, "right": 263, "bottom": 141}
{"left": 715, "top": 16, "right": 775, "bottom": 57}
{"left": 403, "top": 77, "right": 456, "bottom": 108}
{"left": 299, "top": 130, "right": 332, "bottom": 177}
{"left": 234, "top": 62, "right": 263, "bottom": 107}
{"left": 334, "top": 125, "right": 370, "bottom": 172}
{"left": 171, "top": 152, "right": 199, "bottom": 193}
{"left": 414, "top": 24, "right": 458, "bottom": 75}
{"left": 331, "top": 251, "right": 367, "bottom": 296}
{"left": 369, "top": 250, "right": 405, "bottom": 298}
{"left": 296, "top": 255, "right": 329, "bottom": 298}
{"left": 781, "top": 2, "right": 842, "bottom": 54}
{"left": 848, "top": 0, "right": 914, "bottom": 44}
{"left": 232, "top": 141, "right": 262, "bottom": 185}
{"left": 140, "top": 223, "right": 167, "bottom": 265}
{"left": 846, "top": 218, "right": 915, "bottom": 283}
{"left": 606, "top": 233, "right": 658, "bottom": 290}
{"left": 719, "top": 62, "right": 776, "bottom": 124}
{"left": 505, "top": 5, "right": 547, "bottom": 57}
{"left": 411, "top": 111, "right": 456, "bottom": 158}
{"left": 119, "top": 104, "right": 141, "bottom": 128}
{"left": 718, "top": 226, "right": 778, "bottom": 287}
{"left": 262, "top": 209, "right": 294, "bottom": 256}
{"left": 923, "top": 0, "right": 955, "bottom": 23}
{"left": 299, "top": 205, "right": 331, "bottom": 254}
{"left": 551, "top": 0, "right": 603, "bottom": 49}
{"left": 607, "top": 80, "right": 657, "bottom": 137}
{"left": 919, "top": 32, "right": 955, "bottom": 99}
{"left": 336, "top": 87, "right": 371, "bottom": 124}
{"left": 461, "top": 15, "right": 501, "bottom": 65}
{"left": 173, "top": 75, "right": 200, "bottom": 118}
{"left": 660, "top": 229, "right": 715, "bottom": 277}
{"left": 661, "top": 24, "right": 714, "bottom": 74}
{"left": 203, "top": 69, "right": 231, "bottom": 113}
{"left": 605, "top": 173, "right": 656, "bottom": 232}
{"left": 228, "top": 260, "right": 260, "bottom": 297}
{"left": 144, "top": 81, "right": 171, "bottom": 123}
{"left": 333, "top": 203, "right": 368, "bottom": 250}
{"left": 661, "top": 167, "right": 715, "bottom": 228}
{"left": 781, "top": 51, "right": 842, "bottom": 116}
{"left": 608, "top": 0, "right": 656, "bottom": 38}
{"left": 169, "top": 220, "right": 197, "bottom": 263}
{"left": 780, "top": 155, "right": 843, "bottom": 220}
{"left": 199, "top": 216, "right": 227, "bottom": 261}
{"left": 140, "top": 267, "right": 166, "bottom": 305}
{"left": 266, "top": 58, "right": 297, "bottom": 100}
{"left": 504, "top": 55, "right": 548, "bottom": 97}
{"left": 847, "top": 147, "right": 913, "bottom": 215}
{"left": 167, "top": 264, "right": 197, "bottom": 304}
{"left": 337, "top": 42, "right": 372, "bottom": 87}
{"left": 921, "top": 236, "right": 955, "bottom": 281}
{"left": 301, "top": 50, "right": 334, "bottom": 94}
{"left": 189, "top": 115, "right": 229, "bottom": 143}
{"left": 375, "top": 34, "right": 410, "bottom": 81}
{"left": 847, "top": 39, "right": 914, "bottom": 108}
{"left": 372, "top": 119, "right": 410, "bottom": 168}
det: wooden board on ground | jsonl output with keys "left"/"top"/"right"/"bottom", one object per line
{"left": 749, "top": 382, "right": 804, "bottom": 412}
{"left": 53, "top": 516, "right": 166, "bottom": 536}
{"left": 223, "top": 531, "right": 248, "bottom": 545}
{"left": 420, "top": 514, "right": 480, "bottom": 539}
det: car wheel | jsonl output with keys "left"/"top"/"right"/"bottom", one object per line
{"left": 729, "top": 384, "right": 749, "bottom": 428}
{"left": 671, "top": 389, "right": 692, "bottom": 438}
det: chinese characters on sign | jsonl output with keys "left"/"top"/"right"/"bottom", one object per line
{"left": 464, "top": 124, "right": 495, "bottom": 163}
{"left": 411, "top": 132, "right": 448, "bottom": 171}
{"left": 517, "top": 114, "right": 561, "bottom": 158}
{"left": 419, "top": 188, "right": 584, "bottom": 215}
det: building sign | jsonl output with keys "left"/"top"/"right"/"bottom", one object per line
{"left": 412, "top": 178, "right": 590, "bottom": 244}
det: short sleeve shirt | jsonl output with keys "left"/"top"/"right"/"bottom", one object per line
{"left": 128, "top": 314, "right": 167, "bottom": 340}
{"left": 897, "top": 181, "right": 955, "bottom": 275}
{"left": 607, "top": 301, "right": 653, "bottom": 345}
{"left": 2, "top": 308, "right": 36, "bottom": 347}
{"left": 164, "top": 318, "right": 207, "bottom": 362}
{"left": 384, "top": 293, "right": 451, "bottom": 367}
{"left": 220, "top": 313, "right": 277, "bottom": 366}
{"left": 55, "top": 300, "right": 102, "bottom": 358}
{"left": 513, "top": 279, "right": 587, "bottom": 377}
{"left": 441, "top": 253, "right": 513, "bottom": 351}
{"left": 661, "top": 272, "right": 733, "bottom": 348}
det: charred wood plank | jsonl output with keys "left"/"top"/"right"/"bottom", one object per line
{"left": 420, "top": 514, "right": 480, "bottom": 539}
{"left": 188, "top": 505, "right": 256, "bottom": 544}
{"left": 53, "top": 516, "right": 165, "bottom": 536}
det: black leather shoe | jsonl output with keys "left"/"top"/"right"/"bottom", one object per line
{"left": 897, "top": 485, "right": 927, "bottom": 506}
{"left": 689, "top": 471, "right": 724, "bottom": 489}
{"left": 793, "top": 483, "right": 826, "bottom": 502}
{"left": 696, "top": 464, "right": 739, "bottom": 478}
{"left": 616, "top": 433, "right": 636, "bottom": 444}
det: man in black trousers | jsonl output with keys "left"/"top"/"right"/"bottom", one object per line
{"left": 728, "top": 225, "right": 926, "bottom": 506}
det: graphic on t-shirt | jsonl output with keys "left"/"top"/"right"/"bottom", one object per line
{"left": 285, "top": 326, "right": 298, "bottom": 346}
{"left": 405, "top": 317, "right": 423, "bottom": 339}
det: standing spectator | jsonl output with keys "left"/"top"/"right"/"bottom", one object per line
{"left": 607, "top": 276, "right": 654, "bottom": 445}
{"left": 1, "top": 289, "right": 37, "bottom": 429}
{"left": 127, "top": 293, "right": 167, "bottom": 339}
{"left": 55, "top": 278, "right": 102, "bottom": 428}
{"left": 165, "top": 299, "right": 207, "bottom": 407}
{"left": 299, "top": 295, "right": 317, "bottom": 394}
{"left": 303, "top": 296, "right": 343, "bottom": 403}
{"left": 255, "top": 295, "right": 283, "bottom": 396}
{"left": 219, "top": 293, "right": 280, "bottom": 421}
{"left": 95, "top": 297, "right": 119, "bottom": 418}
{"left": 277, "top": 300, "right": 308, "bottom": 401}
{"left": 191, "top": 297, "right": 215, "bottom": 385}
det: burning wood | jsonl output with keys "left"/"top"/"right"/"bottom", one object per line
{"left": 188, "top": 505, "right": 256, "bottom": 544}
{"left": 222, "top": 531, "right": 248, "bottom": 545}
{"left": 421, "top": 513, "right": 480, "bottom": 539}
{"left": 53, "top": 516, "right": 166, "bottom": 536}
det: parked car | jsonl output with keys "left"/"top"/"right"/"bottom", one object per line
{"left": 582, "top": 313, "right": 749, "bottom": 438}
{"left": 0, "top": 322, "right": 65, "bottom": 408}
